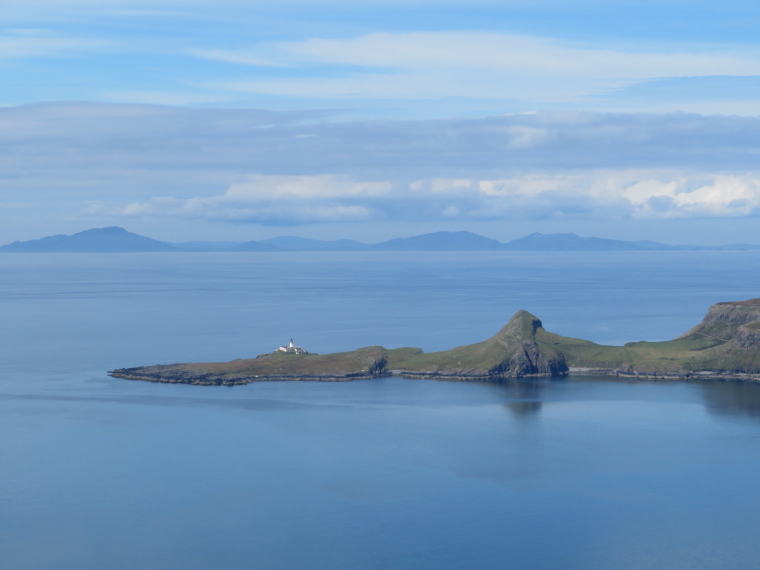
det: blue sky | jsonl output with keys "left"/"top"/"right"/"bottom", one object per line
{"left": 2, "top": 0, "right": 760, "bottom": 243}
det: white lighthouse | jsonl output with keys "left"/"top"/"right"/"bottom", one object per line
{"left": 275, "top": 339, "right": 308, "bottom": 354}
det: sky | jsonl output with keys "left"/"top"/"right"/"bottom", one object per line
{"left": 2, "top": 0, "right": 760, "bottom": 244}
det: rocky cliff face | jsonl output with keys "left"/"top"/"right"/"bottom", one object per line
{"left": 490, "top": 340, "right": 568, "bottom": 378}
{"left": 733, "top": 323, "right": 760, "bottom": 351}
{"left": 680, "top": 299, "right": 760, "bottom": 366}
{"left": 491, "top": 312, "right": 568, "bottom": 377}
{"left": 680, "top": 299, "right": 760, "bottom": 341}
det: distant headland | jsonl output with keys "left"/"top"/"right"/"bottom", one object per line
{"left": 3, "top": 226, "right": 760, "bottom": 253}
{"left": 110, "top": 299, "right": 760, "bottom": 385}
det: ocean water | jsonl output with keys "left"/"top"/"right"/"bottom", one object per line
{"left": 2, "top": 251, "right": 760, "bottom": 569}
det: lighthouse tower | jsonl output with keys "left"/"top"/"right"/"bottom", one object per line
{"left": 275, "top": 339, "right": 308, "bottom": 354}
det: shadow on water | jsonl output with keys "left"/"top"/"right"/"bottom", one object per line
{"left": 486, "top": 375, "right": 760, "bottom": 424}
{"left": 699, "top": 380, "right": 760, "bottom": 421}
{"left": 485, "top": 378, "right": 551, "bottom": 419}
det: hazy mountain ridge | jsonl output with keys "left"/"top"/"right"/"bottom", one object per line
{"left": 2, "top": 227, "right": 759, "bottom": 253}
{"left": 0, "top": 227, "right": 175, "bottom": 252}
{"left": 371, "top": 231, "right": 503, "bottom": 251}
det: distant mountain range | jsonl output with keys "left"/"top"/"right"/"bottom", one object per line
{"left": 0, "top": 227, "right": 175, "bottom": 252}
{"left": 2, "top": 227, "right": 759, "bottom": 253}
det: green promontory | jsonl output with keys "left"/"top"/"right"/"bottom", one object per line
{"left": 109, "top": 299, "right": 760, "bottom": 385}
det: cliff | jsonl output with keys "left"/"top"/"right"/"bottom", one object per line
{"left": 385, "top": 310, "right": 568, "bottom": 379}
{"left": 561, "top": 298, "right": 760, "bottom": 379}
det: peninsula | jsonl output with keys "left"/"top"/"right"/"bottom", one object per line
{"left": 109, "top": 299, "right": 760, "bottom": 385}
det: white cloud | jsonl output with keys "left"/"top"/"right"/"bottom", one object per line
{"left": 619, "top": 175, "right": 760, "bottom": 218}
{"left": 502, "top": 126, "right": 552, "bottom": 150}
{"left": 101, "top": 91, "right": 228, "bottom": 106}
{"left": 226, "top": 175, "right": 392, "bottom": 199}
{"left": 100, "top": 171, "right": 760, "bottom": 225}
{"left": 479, "top": 175, "right": 578, "bottom": 197}
{"left": 0, "top": 30, "right": 107, "bottom": 60}
{"left": 412, "top": 179, "right": 474, "bottom": 194}
{"left": 203, "top": 31, "right": 760, "bottom": 102}
{"left": 188, "top": 49, "right": 287, "bottom": 68}
{"left": 114, "top": 176, "right": 383, "bottom": 223}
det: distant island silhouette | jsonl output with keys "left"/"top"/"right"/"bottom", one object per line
{"left": 3, "top": 227, "right": 760, "bottom": 253}
{"left": 110, "top": 299, "right": 760, "bottom": 385}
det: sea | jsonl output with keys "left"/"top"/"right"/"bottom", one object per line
{"left": 2, "top": 250, "right": 760, "bottom": 569}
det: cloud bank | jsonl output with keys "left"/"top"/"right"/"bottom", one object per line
{"left": 3, "top": 103, "right": 760, "bottom": 238}
{"left": 102, "top": 171, "right": 760, "bottom": 225}
{"left": 203, "top": 31, "right": 760, "bottom": 105}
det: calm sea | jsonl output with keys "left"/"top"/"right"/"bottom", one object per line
{"left": 2, "top": 251, "right": 760, "bottom": 569}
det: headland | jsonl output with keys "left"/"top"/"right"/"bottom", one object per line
{"left": 109, "top": 299, "right": 760, "bottom": 385}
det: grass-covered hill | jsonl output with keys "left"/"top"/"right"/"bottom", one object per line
{"left": 583, "top": 299, "right": 760, "bottom": 377}
{"left": 110, "top": 299, "right": 760, "bottom": 385}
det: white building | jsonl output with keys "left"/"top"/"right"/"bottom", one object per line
{"left": 275, "top": 339, "right": 308, "bottom": 354}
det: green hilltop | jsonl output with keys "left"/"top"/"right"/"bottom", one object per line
{"left": 110, "top": 299, "right": 760, "bottom": 385}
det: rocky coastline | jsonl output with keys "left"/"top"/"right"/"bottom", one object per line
{"left": 568, "top": 367, "right": 760, "bottom": 383}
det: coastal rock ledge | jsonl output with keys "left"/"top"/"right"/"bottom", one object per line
{"left": 109, "top": 299, "right": 760, "bottom": 385}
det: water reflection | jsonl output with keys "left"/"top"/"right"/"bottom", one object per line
{"left": 700, "top": 380, "right": 760, "bottom": 420}
{"left": 493, "top": 376, "right": 760, "bottom": 424}
{"left": 495, "top": 378, "right": 547, "bottom": 418}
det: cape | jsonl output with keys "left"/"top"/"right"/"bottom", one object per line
{"left": 109, "top": 299, "right": 760, "bottom": 385}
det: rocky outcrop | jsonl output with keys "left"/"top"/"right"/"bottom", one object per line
{"left": 734, "top": 323, "right": 760, "bottom": 351}
{"left": 385, "top": 310, "right": 569, "bottom": 381}
{"left": 497, "top": 340, "right": 568, "bottom": 377}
